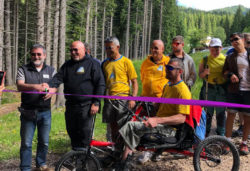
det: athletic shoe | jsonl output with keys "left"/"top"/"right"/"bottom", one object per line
{"left": 137, "top": 151, "right": 152, "bottom": 164}
{"left": 239, "top": 143, "right": 249, "bottom": 155}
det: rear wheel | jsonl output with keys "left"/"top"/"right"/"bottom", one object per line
{"left": 193, "top": 135, "right": 240, "bottom": 171}
{"left": 55, "top": 150, "right": 101, "bottom": 171}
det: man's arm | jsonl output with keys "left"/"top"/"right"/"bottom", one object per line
{"left": 17, "top": 80, "right": 46, "bottom": 92}
{"left": 128, "top": 78, "right": 138, "bottom": 109}
{"left": 144, "top": 114, "right": 186, "bottom": 128}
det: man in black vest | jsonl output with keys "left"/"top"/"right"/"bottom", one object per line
{"left": 47, "top": 41, "right": 105, "bottom": 150}
{"left": 16, "top": 44, "right": 55, "bottom": 171}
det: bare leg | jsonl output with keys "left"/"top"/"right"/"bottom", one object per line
{"left": 225, "top": 112, "right": 236, "bottom": 138}
{"left": 122, "top": 146, "right": 133, "bottom": 161}
{"left": 239, "top": 112, "right": 244, "bottom": 126}
{"left": 242, "top": 115, "right": 250, "bottom": 142}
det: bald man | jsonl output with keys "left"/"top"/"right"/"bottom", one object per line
{"left": 138, "top": 40, "right": 170, "bottom": 164}
{"left": 48, "top": 41, "right": 105, "bottom": 149}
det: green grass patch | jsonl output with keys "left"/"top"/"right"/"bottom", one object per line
{"left": 0, "top": 106, "right": 107, "bottom": 161}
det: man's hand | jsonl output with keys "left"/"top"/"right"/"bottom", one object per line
{"left": 203, "top": 68, "right": 210, "bottom": 76}
{"left": 128, "top": 100, "right": 136, "bottom": 109}
{"left": 230, "top": 74, "right": 239, "bottom": 83}
{"left": 41, "top": 83, "right": 50, "bottom": 90}
{"left": 43, "top": 88, "right": 57, "bottom": 101}
{"left": 144, "top": 117, "right": 158, "bottom": 128}
{"left": 90, "top": 104, "right": 99, "bottom": 115}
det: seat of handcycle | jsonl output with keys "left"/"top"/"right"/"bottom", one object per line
{"left": 139, "top": 123, "right": 194, "bottom": 148}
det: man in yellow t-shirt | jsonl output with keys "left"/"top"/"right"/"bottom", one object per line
{"left": 141, "top": 40, "right": 170, "bottom": 98}
{"left": 199, "top": 38, "right": 226, "bottom": 136}
{"left": 102, "top": 36, "right": 138, "bottom": 150}
{"left": 117, "top": 58, "right": 191, "bottom": 169}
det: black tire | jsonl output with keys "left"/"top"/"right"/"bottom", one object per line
{"left": 55, "top": 150, "right": 102, "bottom": 171}
{"left": 193, "top": 135, "right": 240, "bottom": 171}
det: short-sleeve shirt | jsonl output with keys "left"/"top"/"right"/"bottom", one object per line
{"left": 156, "top": 81, "right": 191, "bottom": 117}
{"left": 237, "top": 51, "right": 250, "bottom": 91}
{"left": 140, "top": 55, "right": 170, "bottom": 97}
{"left": 200, "top": 53, "right": 226, "bottom": 85}
{"left": 102, "top": 56, "right": 137, "bottom": 96}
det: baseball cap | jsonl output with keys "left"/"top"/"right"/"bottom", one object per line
{"left": 209, "top": 38, "right": 222, "bottom": 47}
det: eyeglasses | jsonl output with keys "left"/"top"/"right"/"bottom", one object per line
{"left": 105, "top": 46, "right": 114, "bottom": 50}
{"left": 31, "top": 53, "right": 42, "bottom": 56}
{"left": 230, "top": 37, "right": 240, "bottom": 43}
{"left": 172, "top": 42, "right": 182, "bottom": 46}
{"left": 70, "top": 48, "right": 78, "bottom": 52}
{"left": 166, "top": 65, "right": 180, "bottom": 71}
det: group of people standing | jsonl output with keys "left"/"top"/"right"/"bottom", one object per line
{"left": 0, "top": 32, "right": 249, "bottom": 170}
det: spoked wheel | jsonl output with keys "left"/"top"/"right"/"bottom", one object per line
{"left": 55, "top": 150, "right": 101, "bottom": 171}
{"left": 193, "top": 135, "right": 240, "bottom": 171}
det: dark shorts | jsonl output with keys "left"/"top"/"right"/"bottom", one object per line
{"left": 102, "top": 99, "right": 129, "bottom": 125}
{"left": 227, "top": 91, "right": 250, "bottom": 114}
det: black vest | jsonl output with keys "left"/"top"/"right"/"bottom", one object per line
{"left": 21, "top": 63, "right": 55, "bottom": 111}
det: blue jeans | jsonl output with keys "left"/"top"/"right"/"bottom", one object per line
{"left": 20, "top": 110, "right": 51, "bottom": 171}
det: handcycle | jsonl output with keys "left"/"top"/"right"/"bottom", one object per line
{"left": 55, "top": 97, "right": 240, "bottom": 171}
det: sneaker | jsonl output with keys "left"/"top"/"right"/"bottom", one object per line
{"left": 33, "top": 165, "right": 54, "bottom": 171}
{"left": 232, "top": 125, "right": 243, "bottom": 137}
{"left": 137, "top": 151, "right": 152, "bottom": 164}
{"left": 239, "top": 143, "right": 249, "bottom": 155}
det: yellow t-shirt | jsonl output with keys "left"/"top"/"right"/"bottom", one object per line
{"left": 140, "top": 55, "right": 170, "bottom": 97}
{"left": 201, "top": 53, "right": 226, "bottom": 85}
{"left": 102, "top": 56, "right": 137, "bottom": 96}
{"left": 156, "top": 81, "right": 191, "bottom": 117}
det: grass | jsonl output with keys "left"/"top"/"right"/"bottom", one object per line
{"left": 0, "top": 106, "right": 106, "bottom": 161}
{"left": 0, "top": 50, "right": 228, "bottom": 161}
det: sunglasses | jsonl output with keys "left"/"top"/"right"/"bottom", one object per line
{"left": 247, "top": 41, "right": 250, "bottom": 45}
{"left": 166, "top": 65, "right": 180, "bottom": 71}
{"left": 230, "top": 37, "right": 240, "bottom": 43}
{"left": 31, "top": 53, "right": 42, "bottom": 56}
{"left": 70, "top": 48, "right": 78, "bottom": 52}
{"left": 105, "top": 46, "right": 114, "bottom": 50}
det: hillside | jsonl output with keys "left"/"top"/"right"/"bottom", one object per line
{"left": 210, "top": 5, "right": 249, "bottom": 14}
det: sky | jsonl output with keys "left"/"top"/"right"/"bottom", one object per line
{"left": 177, "top": 0, "right": 250, "bottom": 11}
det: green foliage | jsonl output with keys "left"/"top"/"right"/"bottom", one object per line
{"left": 243, "top": 26, "right": 250, "bottom": 33}
{"left": 230, "top": 6, "right": 244, "bottom": 33}
{"left": 213, "top": 27, "right": 226, "bottom": 44}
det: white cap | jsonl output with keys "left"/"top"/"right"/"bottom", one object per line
{"left": 209, "top": 38, "right": 222, "bottom": 47}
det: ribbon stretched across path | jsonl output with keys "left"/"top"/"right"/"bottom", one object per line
{"left": 3, "top": 89, "right": 250, "bottom": 109}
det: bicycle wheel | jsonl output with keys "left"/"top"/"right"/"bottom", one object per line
{"left": 55, "top": 150, "right": 102, "bottom": 171}
{"left": 193, "top": 135, "right": 240, "bottom": 171}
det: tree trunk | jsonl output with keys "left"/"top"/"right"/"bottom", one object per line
{"left": 147, "top": 0, "right": 152, "bottom": 54}
{"left": 55, "top": 0, "right": 67, "bottom": 108}
{"left": 52, "top": 0, "right": 60, "bottom": 70}
{"left": 101, "top": 5, "right": 106, "bottom": 61}
{"left": 13, "top": 0, "right": 19, "bottom": 81}
{"left": 24, "top": 0, "right": 28, "bottom": 64}
{"left": 85, "top": 0, "right": 91, "bottom": 42}
{"left": 37, "top": 0, "right": 45, "bottom": 44}
{"left": 159, "top": 0, "right": 163, "bottom": 39}
{"left": 94, "top": 0, "right": 98, "bottom": 58}
{"left": 125, "top": 0, "right": 131, "bottom": 57}
{"left": 0, "top": 0, "right": 4, "bottom": 71}
{"left": 45, "top": 0, "right": 52, "bottom": 66}
{"left": 110, "top": 14, "right": 113, "bottom": 36}
{"left": 4, "top": 0, "right": 13, "bottom": 85}
{"left": 134, "top": 7, "right": 139, "bottom": 60}
{"left": 142, "top": 0, "right": 148, "bottom": 58}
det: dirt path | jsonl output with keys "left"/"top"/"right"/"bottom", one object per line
{"left": 0, "top": 102, "right": 20, "bottom": 116}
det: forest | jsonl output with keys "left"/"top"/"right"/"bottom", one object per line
{"left": 0, "top": 0, "right": 250, "bottom": 88}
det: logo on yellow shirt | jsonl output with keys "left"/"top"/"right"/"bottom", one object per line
{"left": 157, "top": 65, "right": 163, "bottom": 71}
{"left": 76, "top": 66, "right": 85, "bottom": 74}
{"left": 110, "top": 72, "right": 115, "bottom": 79}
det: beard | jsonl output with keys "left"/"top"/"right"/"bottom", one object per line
{"left": 32, "top": 59, "right": 44, "bottom": 67}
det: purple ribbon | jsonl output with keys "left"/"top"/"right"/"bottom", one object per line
{"left": 3, "top": 89, "right": 250, "bottom": 108}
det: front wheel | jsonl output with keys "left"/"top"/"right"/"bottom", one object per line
{"left": 55, "top": 150, "right": 102, "bottom": 171}
{"left": 193, "top": 135, "right": 240, "bottom": 171}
